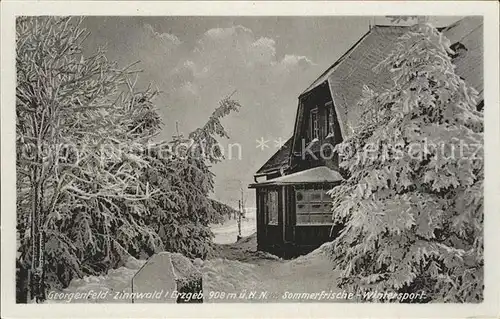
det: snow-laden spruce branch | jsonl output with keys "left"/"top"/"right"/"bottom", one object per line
{"left": 329, "top": 23, "right": 483, "bottom": 302}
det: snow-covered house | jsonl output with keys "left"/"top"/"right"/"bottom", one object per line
{"left": 249, "top": 17, "right": 483, "bottom": 258}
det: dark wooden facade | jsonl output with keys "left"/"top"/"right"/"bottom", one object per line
{"left": 290, "top": 82, "right": 344, "bottom": 174}
{"left": 251, "top": 18, "right": 483, "bottom": 258}
{"left": 251, "top": 80, "right": 345, "bottom": 258}
{"left": 254, "top": 183, "right": 343, "bottom": 258}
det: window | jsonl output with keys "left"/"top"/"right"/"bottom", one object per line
{"left": 295, "top": 188, "right": 333, "bottom": 225}
{"left": 310, "top": 108, "right": 319, "bottom": 140}
{"left": 266, "top": 190, "right": 278, "bottom": 225}
{"left": 449, "top": 42, "right": 467, "bottom": 60}
{"left": 325, "top": 102, "right": 335, "bottom": 138}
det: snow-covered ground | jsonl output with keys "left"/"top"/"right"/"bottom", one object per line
{"left": 44, "top": 257, "right": 147, "bottom": 303}
{"left": 45, "top": 209, "right": 347, "bottom": 304}
{"left": 204, "top": 241, "right": 349, "bottom": 303}
{"left": 45, "top": 237, "right": 348, "bottom": 303}
{"left": 210, "top": 208, "right": 256, "bottom": 244}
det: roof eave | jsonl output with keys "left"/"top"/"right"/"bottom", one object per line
{"left": 249, "top": 180, "right": 341, "bottom": 189}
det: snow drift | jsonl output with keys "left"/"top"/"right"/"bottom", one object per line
{"left": 45, "top": 237, "right": 342, "bottom": 303}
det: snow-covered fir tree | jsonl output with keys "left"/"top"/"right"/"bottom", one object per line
{"left": 143, "top": 96, "right": 241, "bottom": 259}
{"left": 329, "top": 22, "right": 483, "bottom": 302}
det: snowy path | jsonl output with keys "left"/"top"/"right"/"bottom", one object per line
{"left": 210, "top": 209, "right": 256, "bottom": 244}
{"left": 47, "top": 211, "right": 347, "bottom": 303}
{"left": 205, "top": 237, "right": 347, "bottom": 303}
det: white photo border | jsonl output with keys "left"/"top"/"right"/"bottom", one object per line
{"left": 1, "top": 1, "right": 499, "bottom": 318}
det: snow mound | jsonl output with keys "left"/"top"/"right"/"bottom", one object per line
{"left": 45, "top": 242, "right": 341, "bottom": 304}
{"left": 124, "top": 255, "right": 146, "bottom": 270}
{"left": 289, "top": 241, "right": 335, "bottom": 266}
{"left": 45, "top": 254, "right": 205, "bottom": 304}
{"left": 170, "top": 252, "right": 202, "bottom": 282}
{"left": 202, "top": 241, "right": 342, "bottom": 302}
{"left": 202, "top": 258, "right": 261, "bottom": 292}
{"left": 46, "top": 257, "right": 145, "bottom": 303}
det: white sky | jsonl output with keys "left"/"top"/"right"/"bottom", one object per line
{"left": 81, "top": 16, "right": 462, "bottom": 207}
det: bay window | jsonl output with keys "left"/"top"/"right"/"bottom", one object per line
{"left": 295, "top": 188, "right": 333, "bottom": 225}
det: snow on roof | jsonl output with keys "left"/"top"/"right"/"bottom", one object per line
{"left": 254, "top": 18, "right": 483, "bottom": 177}
{"left": 250, "top": 166, "right": 343, "bottom": 187}
{"left": 300, "top": 18, "right": 483, "bottom": 138}
{"left": 441, "top": 16, "right": 483, "bottom": 98}
{"left": 305, "top": 26, "right": 409, "bottom": 138}
{"left": 255, "top": 136, "right": 292, "bottom": 176}
{"left": 300, "top": 26, "right": 406, "bottom": 98}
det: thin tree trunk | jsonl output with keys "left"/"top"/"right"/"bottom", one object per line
{"left": 29, "top": 167, "right": 46, "bottom": 303}
{"left": 16, "top": 260, "right": 29, "bottom": 303}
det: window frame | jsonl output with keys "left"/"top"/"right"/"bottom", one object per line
{"left": 266, "top": 189, "right": 279, "bottom": 226}
{"left": 310, "top": 107, "right": 319, "bottom": 141}
{"left": 325, "top": 101, "right": 335, "bottom": 138}
{"left": 295, "top": 187, "right": 333, "bottom": 226}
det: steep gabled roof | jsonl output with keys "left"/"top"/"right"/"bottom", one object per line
{"left": 302, "top": 17, "right": 483, "bottom": 138}
{"left": 254, "top": 17, "right": 483, "bottom": 177}
{"left": 255, "top": 136, "right": 292, "bottom": 176}
{"left": 441, "top": 16, "right": 483, "bottom": 98}
{"left": 300, "top": 28, "right": 375, "bottom": 96}
{"left": 300, "top": 25, "right": 408, "bottom": 99}
{"left": 321, "top": 26, "right": 409, "bottom": 137}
